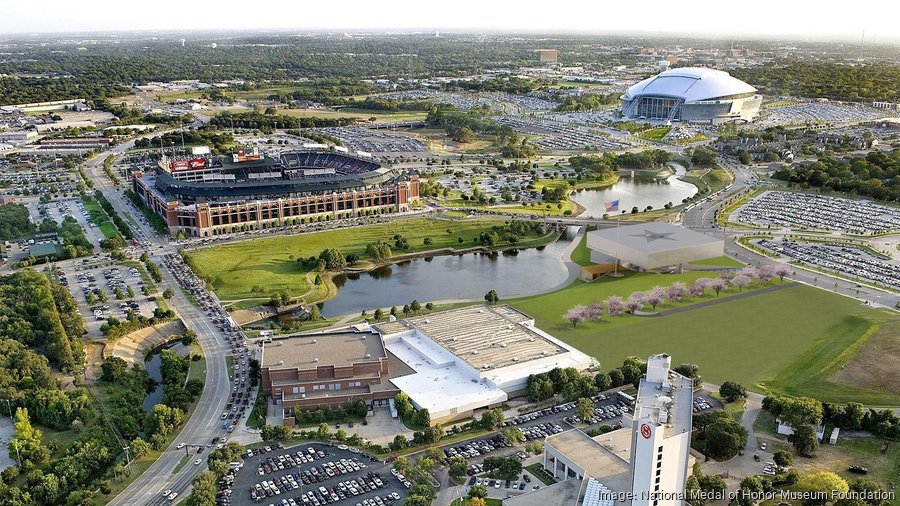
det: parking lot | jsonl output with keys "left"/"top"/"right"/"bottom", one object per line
{"left": 756, "top": 239, "right": 900, "bottom": 290}
{"left": 52, "top": 258, "right": 161, "bottom": 337}
{"left": 737, "top": 191, "right": 900, "bottom": 234}
{"left": 311, "top": 127, "right": 427, "bottom": 156}
{"left": 227, "top": 443, "right": 407, "bottom": 506}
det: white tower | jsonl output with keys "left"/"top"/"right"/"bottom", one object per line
{"left": 629, "top": 354, "right": 693, "bottom": 506}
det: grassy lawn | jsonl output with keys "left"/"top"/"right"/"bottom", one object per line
{"left": 81, "top": 195, "right": 119, "bottom": 240}
{"left": 681, "top": 168, "right": 733, "bottom": 196}
{"left": 723, "top": 399, "right": 746, "bottom": 423}
{"left": 246, "top": 384, "right": 267, "bottom": 430}
{"left": 172, "top": 453, "right": 190, "bottom": 474}
{"left": 688, "top": 255, "right": 744, "bottom": 267}
{"left": 511, "top": 278, "right": 899, "bottom": 403}
{"left": 451, "top": 499, "right": 503, "bottom": 506}
{"left": 524, "top": 463, "right": 557, "bottom": 486}
{"left": 226, "top": 355, "right": 235, "bottom": 382}
{"left": 188, "top": 342, "right": 206, "bottom": 382}
{"left": 570, "top": 233, "right": 593, "bottom": 267}
{"left": 189, "top": 218, "right": 552, "bottom": 302}
{"left": 637, "top": 127, "right": 672, "bottom": 141}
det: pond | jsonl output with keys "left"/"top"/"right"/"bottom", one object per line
{"left": 143, "top": 341, "right": 189, "bottom": 412}
{"left": 316, "top": 226, "right": 580, "bottom": 317}
{"left": 571, "top": 165, "right": 698, "bottom": 218}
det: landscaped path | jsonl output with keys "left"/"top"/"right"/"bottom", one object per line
{"left": 652, "top": 281, "right": 800, "bottom": 317}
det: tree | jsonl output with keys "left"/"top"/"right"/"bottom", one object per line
{"left": 774, "top": 264, "right": 792, "bottom": 282}
{"left": 479, "top": 407, "right": 505, "bottom": 430}
{"left": 373, "top": 308, "right": 384, "bottom": 320}
{"left": 705, "top": 420, "right": 748, "bottom": 460}
{"left": 410, "top": 300, "right": 421, "bottom": 312}
{"left": 844, "top": 479, "right": 890, "bottom": 506}
{"left": 9, "top": 408, "right": 49, "bottom": 470}
{"left": 666, "top": 282, "right": 687, "bottom": 302}
{"left": 564, "top": 305, "right": 587, "bottom": 327}
{"left": 468, "top": 485, "right": 488, "bottom": 499}
{"left": 414, "top": 408, "right": 431, "bottom": 428}
{"left": 448, "top": 456, "right": 468, "bottom": 479}
{"left": 484, "top": 290, "right": 499, "bottom": 304}
{"left": 673, "top": 363, "right": 702, "bottom": 386}
{"left": 626, "top": 292, "right": 645, "bottom": 313}
{"left": 390, "top": 434, "right": 409, "bottom": 451}
{"left": 101, "top": 357, "right": 128, "bottom": 382}
{"left": 795, "top": 472, "right": 848, "bottom": 506}
{"left": 604, "top": 295, "right": 624, "bottom": 317}
{"left": 502, "top": 427, "right": 525, "bottom": 445}
{"left": 318, "top": 248, "right": 347, "bottom": 270}
{"left": 719, "top": 381, "right": 747, "bottom": 402}
{"left": 417, "top": 457, "right": 435, "bottom": 473}
{"left": 483, "top": 456, "right": 522, "bottom": 480}
{"left": 593, "top": 372, "right": 611, "bottom": 392}
{"left": 394, "top": 393, "right": 414, "bottom": 418}
{"left": 316, "top": 423, "right": 330, "bottom": 440}
{"left": 643, "top": 286, "right": 665, "bottom": 310}
{"left": 261, "top": 424, "right": 293, "bottom": 441}
{"left": 773, "top": 449, "right": 793, "bottom": 467}
{"left": 731, "top": 274, "right": 752, "bottom": 292}
{"left": 710, "top": 277, "right": 728, "bottom": 296}
{"left": 608, "top": 368, "right": 625, "bottom": 387}
{"left": 584, "top": 300, "right": 603, "bottom": 322}
{"left": 576, "top": 397, "right": 595, "bottom": 422}
{"left": 689, "top": 278, "right": 710, "bottom": 297}
{"left": 789, "top": 424, "right": 820, "bottom": 457}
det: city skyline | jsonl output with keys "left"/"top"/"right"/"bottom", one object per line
{"left": 1, "top": 0, "right": 898, "bottom": 42}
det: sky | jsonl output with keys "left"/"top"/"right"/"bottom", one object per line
{"left": 0, "top": 0, "right": 897, "bottom": 42}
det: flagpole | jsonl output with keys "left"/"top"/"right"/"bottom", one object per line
{"left": 614, "top": 214, "right": 620, "bottom": 277}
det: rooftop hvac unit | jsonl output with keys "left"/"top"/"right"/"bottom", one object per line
{"left": 471, "top": 350, "right": 478, "bottom": 355}
{"left": 512, "top": 357, "right": 519, "bottom": 362}
{"left": 507, "top": 325, "right": 513, "bottom": 330}
{"left": 361, "top": 335, "right": 367, "bottom": 340}
{"left": 277, "top": 341, "right": 284, "bottom": 346}
{"left": 301, "top": 393, "right": 306, "bottom": 399}
{"left": 276, "top": 360, "right": 284, "bottom": 366}
{"left": 477, "top": 309, "right": 483, "bottom": 313}
{"left": 528, "top": 337, "right": 535, "bottom": 342}
{"left": 312, "top": 339, "right": 317, "bottom": 344}
{"left": 424, "top": 319, "right": 430, "bottom": 324}
{"left": 313, "top": 358, "right": 319, "bottom": 362}
{"left": 365, "top": 354, "right": 371, "bottom": 358}
{"left": 500, "top": 343, "right": 508, "bottom": 348}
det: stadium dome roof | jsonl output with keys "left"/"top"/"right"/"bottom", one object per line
{"left": 623, "top": 67, "right": 757, "bottom": 103}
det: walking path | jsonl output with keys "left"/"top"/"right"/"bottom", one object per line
{"left": 653, "top": 282, "right": 799, "bottom": 317}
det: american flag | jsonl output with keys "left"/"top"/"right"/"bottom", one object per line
{"left": 604, "top": 200, "right": 619, "bottom": 212}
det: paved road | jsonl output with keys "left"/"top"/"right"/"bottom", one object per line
{"left": 77, "top": 136, "right": 239, "bottom": 505}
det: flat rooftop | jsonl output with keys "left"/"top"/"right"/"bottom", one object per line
{"left": 635, "top": 371, "right": 693, "bottom": 438}
{"left": 587, "top": 221, "right": 722, "bottom": 254}
{"left": 399, "top": 305, "right": 567, "bottom": 370}
{"left": 261, "top": 330, "right": 386, "bottom": 370}
{"left": 546, "top": 428, "right": 632, "bottom": 496}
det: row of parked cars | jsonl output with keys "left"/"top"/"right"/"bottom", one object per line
{"left": 257, "top": 446, "right": 325, "bottom": 475}
{"left": 443, "top": 433, "right": 512, "bottom": 460}
{"left": 518, "top": 422, "right": 564, "bottom": 441}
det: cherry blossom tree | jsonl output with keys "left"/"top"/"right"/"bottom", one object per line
{"left": 731, "top": 274, "right": 752, "bottom": 292}
{"left": 757, "top": 264, "right": 776, "bottom": 283}
{"left": 710, "top": 277, "right": 728, "bottom": 297}
{"left": 689, "top": 278, "right": 711, "bottom": 297}
{"left": 740, "top": 266, "right": 759, "bottom": 280}
{"left": 666, "top": 282, "right": 687, "bottom": 302}
{"left": 564, "top": 306, "right": 587, "bottom": 327}
{"left": 605, "top": 296, "right": 625, "bottom": 317}
{"left": 585, "top": 300, "right": 604, "bottom": 322}
{"left": 626, "top": 292, "right": 645, "bottom": 313}
{"left": 774, "top": 264, "right": 791, "bottom": 283}
{"left": 718, "top": 270, "right": 734, "bottom": 281}
{"left": 644, "top": 286, "right": 666, "bottom": 311}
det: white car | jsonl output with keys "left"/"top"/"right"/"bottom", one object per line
{"left": 194, "top": 458, "right": 203, "bottom": 466}
{"left": 167, "top": 492, "right": 178, "bottom": 501}
{"left": 162, "top": 489, "right": 172, "bottom": 496}
{"left": 176, "top": 442, "right": 186, "bottom": 449}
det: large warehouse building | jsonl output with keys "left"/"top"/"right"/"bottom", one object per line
{"left": 620, "top": 67, "right": 761, "bottom": 124}
{"left": 132, "top": 148, "right": 419, "bottom": 237}
{"left": 376, "top": 305, "right": 593, "bottom": 424}
{"left": 586, "top": 222, "right": 724, "bottom": 272}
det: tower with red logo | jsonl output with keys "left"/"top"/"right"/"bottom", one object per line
{"left": 629, "top": 354, "right": 693, "bottom": 506}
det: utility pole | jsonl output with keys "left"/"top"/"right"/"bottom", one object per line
{"left": 123, "top": 445, "right": 132, "bottom": 468}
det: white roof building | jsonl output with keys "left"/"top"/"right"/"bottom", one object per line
{"left": 586, "top": 222, "right": 724, "bottom": 271}
{"left": 375, "top": 305, "right": 593, "bottom": 422}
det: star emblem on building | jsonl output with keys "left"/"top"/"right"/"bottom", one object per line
{"left": 630, "top": 230, "right": 678, "bottom": 242}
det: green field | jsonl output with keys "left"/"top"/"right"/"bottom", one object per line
{"left": 570, "top": 233, "right": 593, "bottom": 267}
{"left": 637, "top": 127, "right": 672, "bottom": 141}
{"left": 510, "top": 277, "right": 899, "bottom": 404}
{"left": 688, "top": 255, "right": 744, "bottom": 267}
{"left": 81, "top": 195, "right": 119, "bottom": 240}
{"left": 189, "top": 218, "right": 553, "bottom": 303}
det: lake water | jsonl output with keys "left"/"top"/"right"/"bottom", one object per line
{"left": 571, "top": 165, "right": 698, "bottom": 218}
{"left": 317, "top": 226, "right": 580, "bottom": 317}
{"left": 143, "top": 341, "right": 188, "bottom": 412}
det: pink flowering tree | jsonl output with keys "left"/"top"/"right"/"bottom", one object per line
{"left": 710, "top": 277, "right": 728, "bottom": 297}
{"left": 740, "top": 266, "right": 759, "bottom": 280}
{"left": 605, "top": 296, "right": 625, "bottom": 317}
{"left": 644, "top": 286, "right": 666, "bottom": 311}
{"left": 757, "top": 264, "right": 775, "bottom": 283}
{"left": 626, "top": 292, "right": 645, "bottom": 313}
{"left": 718, "top": 270, "right": 734, "bottom": 281}
{"left": 666, "top": 282, "right": 687, "bottom": 302}
{"left": 564, "top": 306, "right": 587, "bottom": 327}
{"left": 731, "top": 274, "right": 752, "bottom": 292}
{"left": 774, "top": 264, "right": 791, "bottom": 283}
{"left": 585, "top": 300, "right": 604, "bottom": 322}
{"left": 689, "top": 278, "right": 711, "bottom": 297}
